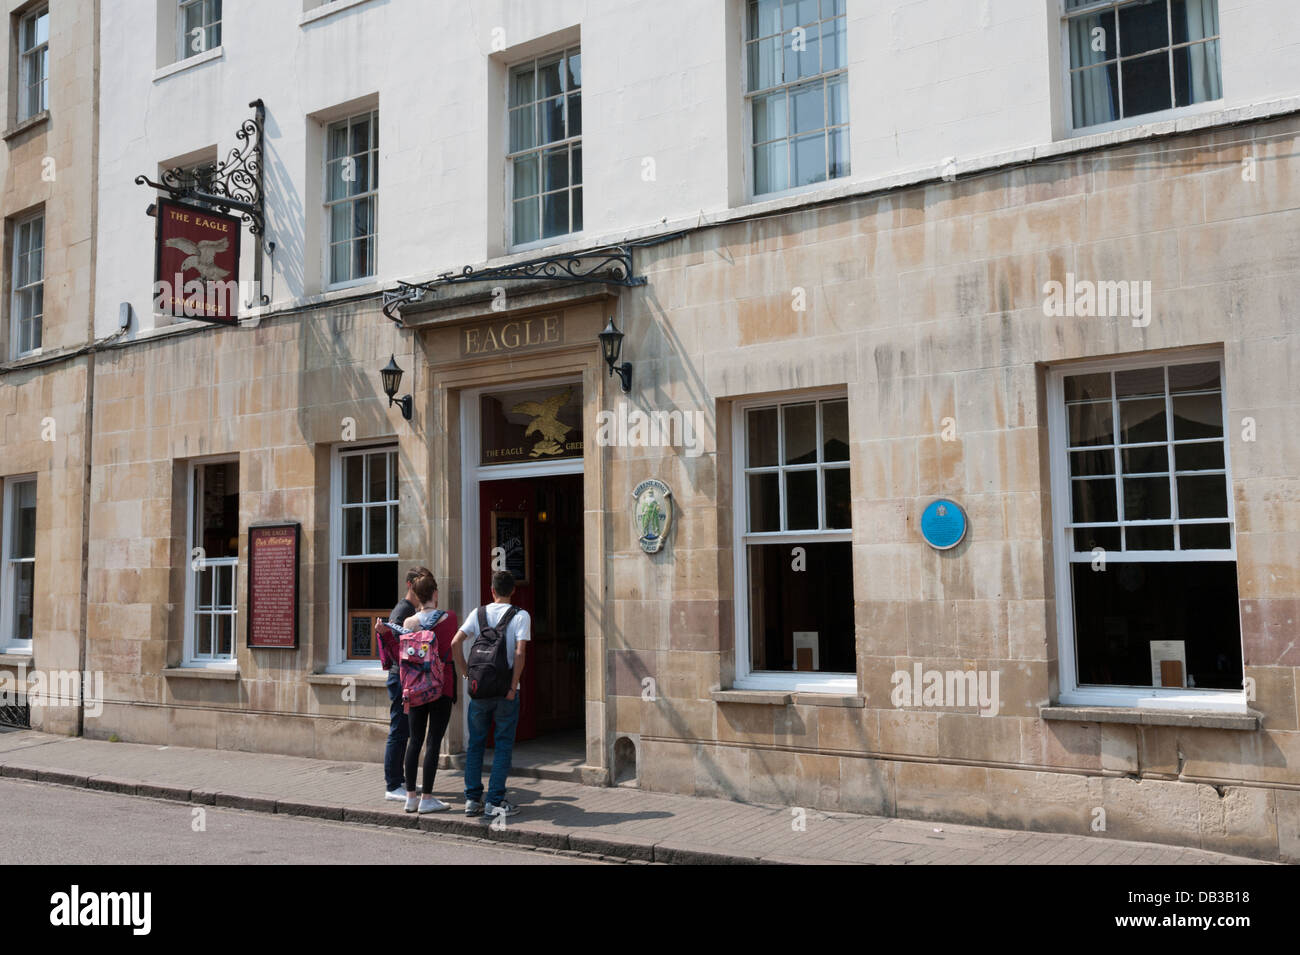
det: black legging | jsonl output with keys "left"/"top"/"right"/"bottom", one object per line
{"left": 404, "top": 696, "right": 453, "bottom": 794}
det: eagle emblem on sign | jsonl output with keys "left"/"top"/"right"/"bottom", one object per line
{"left": 510, "top": 387, "right": 574, "bottom": 457}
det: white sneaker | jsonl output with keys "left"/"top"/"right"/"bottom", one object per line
{"left": 385, "top": 786, "right": 407, "bottom": 802}
{"left": 404, "top": 793, "right": 420, "bottom": 813}
{"left": 418, "top": 796, "right": 450, "bottom": 814}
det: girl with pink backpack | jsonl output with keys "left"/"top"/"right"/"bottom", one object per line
{"left": 400, "top": 573, "right": 459, "bottom": 813}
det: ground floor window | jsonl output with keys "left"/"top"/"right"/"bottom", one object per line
{"left": 1050, "top": 354, "right": 1242, "bottom": 701}
{"left": 186, "top": 459, "right": 239, "bottom": 664}
{"left": 733, "top": 393, "right": 855, "bottom": 690}
{"left": 1, "top": 476, "right": 36, "bottom": 650}
{"left": 335, "top": 444, "right": 399, "bottom": 664}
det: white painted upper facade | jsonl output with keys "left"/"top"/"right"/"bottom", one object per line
{"left": 93, "top": 0, "right": 1300, "bottom": 338}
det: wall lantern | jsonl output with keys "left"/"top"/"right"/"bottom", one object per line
{"left": 380, "top": 354, "right": 413, "bottom": 421}
{"left": 598, "top": 317, "right": 633, "bottom": 393}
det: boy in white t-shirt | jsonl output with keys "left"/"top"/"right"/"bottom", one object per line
{"left": 451, "top": 570, "right": 531, "bottom": 819}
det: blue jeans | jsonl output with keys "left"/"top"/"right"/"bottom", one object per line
{"left": 384, "top": 669, "right": 409, "bottom": 790}
{"left": 464, "top": 695, "right": 520, "bottom": 806}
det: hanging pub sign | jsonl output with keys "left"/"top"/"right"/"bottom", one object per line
{"left": 480, "top": 385, "right": 583, "bottom": 465}
{"left": 247, "top": 522, "right": 300, "bottom": 649}
{"left": 153, "top": 197, "right": 242, "bottom": 324}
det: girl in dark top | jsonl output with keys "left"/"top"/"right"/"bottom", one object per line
{"left": 401, "top": 573, "right": 458, "bottom": 813}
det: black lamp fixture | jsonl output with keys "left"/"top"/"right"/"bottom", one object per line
{"left": 598, "top": 316, "right": 632, "bottom": 393}
{"left": 380, "top": 354, "right": 413, "bottom": 421}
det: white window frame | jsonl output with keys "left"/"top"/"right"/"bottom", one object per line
{"left": 742, "top": 0, "right": 850, "bottom": 203}
{"left": 1, "top": 475, "right": 37, "bottom": 653}
{"left": 730, "top": 389, "right": 855, "bottom": 693}
{"left": 17, "top": 5, "right": 49, "bottom": 122}
{"left": 1060, "top": 0, "right": 1223, "bottom": 137}
{"left": 177, "top": 0, "right": 221, "bottom": 61}
{"left": 328, "top": 441, "right": 399, "bottom": 672}
{"left": 323, "top": 109, "right": 379, "bottom": 290}
{"left": 1046, "top": 350, "right": 1246, "bottom": 712}
{"left": 183, "top": 457, "right": 239, "bottom": 668}
{"left": 10, "top": 209, "right": 43, "bottom": 360}
{"left": 506, "top": 47, "right": 583, "bottom": 251}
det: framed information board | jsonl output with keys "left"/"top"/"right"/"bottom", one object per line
{"left": 490, "top": 511, "right": 529, "bottom": 584}
{"left": 247, "top": 522, "right": 300, "bottom": 648}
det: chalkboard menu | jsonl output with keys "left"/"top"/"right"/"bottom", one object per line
{"left": 248, "top": 523, "right": 300, "bottom": 648}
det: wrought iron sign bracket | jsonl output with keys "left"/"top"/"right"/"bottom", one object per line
{"left": 136, "top": 99, "right": 266, "bottom": 236}
{"left": 381, "top": 245, "right": 647, "bottom": 325}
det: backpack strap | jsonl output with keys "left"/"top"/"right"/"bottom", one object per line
{"left": 498, "top": 604, "right": 521, "bottom": 634}
{"left": 476, "top": 605, "right": 490, "bottom": 633}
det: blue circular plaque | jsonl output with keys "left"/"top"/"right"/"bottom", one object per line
{"left": 921, "top": 499, "right": 967, "bottom": 550}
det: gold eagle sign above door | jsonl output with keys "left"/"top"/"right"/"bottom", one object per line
{"left": 480, "top": 386, "right": 584, "bottom": 465}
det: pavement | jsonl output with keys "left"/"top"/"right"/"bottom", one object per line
{"left": 0, "top": 728, "right": 1270, "bottom": 865}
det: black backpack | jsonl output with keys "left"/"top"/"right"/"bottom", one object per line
{"left": 466, "top": 605, "right": 520, "bottom": 699}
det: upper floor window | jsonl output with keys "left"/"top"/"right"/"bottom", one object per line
{"left": 508, "top": 48, "right": 582, "bottom": 246}
{"left": 1065, "top": 0, "right": 1221, "bottom": 130}
{"left": 325, "top": 110, "right": 378, "bottom": 286}
{"left": 745, "top": 0, "right": 849, "bottom": 197}
{"left": 17, "top": 6, "right": 49, "bottom": 122}
{"left": 178, "top": 0, "right": 221, "bottom": 60}
{"left": 10, "top": 211, "right": 44, "bottom": 359}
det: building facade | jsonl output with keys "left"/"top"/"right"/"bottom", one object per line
{"left": 4, "top": 0, "right": 1299, "bottom": 859}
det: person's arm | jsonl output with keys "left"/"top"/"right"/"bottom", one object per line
{"left": 506, "top": 641, "right": 527, "bottom": 701}
{"left": 450, "top": 630, "right": 469, "bottom": 682}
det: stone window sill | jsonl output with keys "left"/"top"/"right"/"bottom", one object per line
{"left": 710, "top": 688, "right": 865, "bottom": 708}
{"left": 307, "top": 671, "right": 388, "bottom": 687}
{"left": 1040, "top": 705, "right": 1261, "bottom": 731}
{"left": 0, "top": 653, "right": 34, "bottom": 669}
{"left": 3, "top": 110, "right": 49, "bottom": 141}
{"left": 153, "top": 46, "right": 224, "bottom": 83}
{"left": 162, "top": 667, "right": 239, "bottom": 681}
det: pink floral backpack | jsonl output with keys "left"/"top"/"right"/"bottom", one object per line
{"left": 398, "top": 610, "right": 449, "bottom": 708}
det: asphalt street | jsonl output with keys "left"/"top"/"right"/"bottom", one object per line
{"left": 0, "top": 778, "right": 603, "bottom": 865}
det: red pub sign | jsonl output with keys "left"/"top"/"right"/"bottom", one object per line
{"left": 153, "top": 197, "right": 242, "bottom": 324}
{"left": 247, "top": 523, "right": 300, "bottom": 649}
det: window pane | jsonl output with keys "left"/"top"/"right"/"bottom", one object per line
{"left": 542, "top": 190, "right": 570, "bottom": 239}
{"left": 748, "top": 407, "right": 779, "bottom": 466}
{"left": 1175, "top": 442, "right": 1223, "bottom": 471}
{"left": 1168, "top": 361, "right": 1219, "bottom": 393}
{"left": 567, "top": 91, "right": 582, "bottom": 136}
{"left": 353, "top": 236, "right": 373, "bottom": 278}
{"left": 566, "top": 50, "right": 581, "bottom": 89}
{"left": 1121, "top": 445, "right": 1167, "bottom": 475}
{"left": 752, "top": 91, "right": 787, "bottom": 143}
{"left": 1126, "top": 525, "right": 1174, "bottom": 550}
{"left": 367, "top": 505, "right": 388, "bottom": 555}
{"left": 1117, "top": 0, "right": 1170, "bottom": 57}
{"left": 1115, "top": 366, "right": 1164, "bottom": 398}
{"left": 217, "top": 565, "right": 234, "bottom": 610}
{"left": 200, "top": 462, "right": 239, "bottom": 559}
{"left": 513, "top": 197, "right": 539, "bottom": 245}
{"left": 1068, "top": 11, "right": 1117, "bottom": 68}
{"left": 509, "top": 105, "right": 536, "bottom": 153}
{"left": 748, "top": 472, "right": 780, "bottom": 532}
{"left": 747, "top": 36, "right": 782, "bottom": 91}
{"left": 1073, "top": 526, "right": 1121, "bottom": 552}
{"left": 824, "top": 468, "right": 851, "bottom": 528}
{"left": 1119, "top": 398, "right": 1167, "bottom": 444}
{"left": 750, "top": 0, "right": 781, "bottom": 39}
{"left": 538, "top": 56, "right": 563, "bottom": 98}
{"left": 571, "top": 145, "right": 582, "bottom": 186}
{"left": 791, "top": 81, "right": 825, "bottom": 135}
{"left": 1072, "top": 478, "right": 1118, "bottom": 524}
{"left": 791, "top": 132, "right": 826, "bottom": 187}
{"left": 753, "top": 140, "right": 788, "bottom": 195}
{"left": 827, "top": 72, "right": 849, "bottom": 125}
{"left": 14, "top": 560, "right": 33, "bottom": 640}
{"left": 1065, "top": 372, "right": 1112, "bottom": 403}
{"left": 1071, "top": 449, "right": 1115, "bottom": 477}
{"left": 1121, "top": 51, "right": 1173, "bottom": 118}
{"left": 367, "top": 452, "right": 387, "bottom": 503}
{"left": 1177, "top": 474, "right": 1228, "bottom": 518}
{"left": 1071, "top": 63, "right": 1120, "bottom": 127}
{"left": 828, "top": 127, "right": 850, "bottom": 180}
{"left": 1179, "top": 523, "right": 1230, "bottom": 549}
{"left": 747, "top": 540, "right": 854, "bottom": 673}
{"left": 16, "top": 481, "right": 37, "bottom": 557}
{"left": 543, "top": 147, "right": 569, "bottom": 192}
{"left": 789, "top": 0, "right": 819, "bottom": 28}
{"left": 513, "top": 153, "right": 539, "bottom": 199}
{"left": 330, "top": 242, "right": 350, "bottom": 285}
{"left": 783, "top": 403, "right": 817, "bottom": 464}
{"left": 790, "top": 25, "right": 820, "bottom": 80}
{"left": 216, "top": 614, "right": 233, "bottom": 657}
{"left": 1124, "top": 476, "right": 1171, "bottom": 519}
{"left": 344, "top": 506, "right": 363, "bottom": 555}
{"left": 509, "top": 66, "right": 535, "bottom": 107}
{"left": 821, "top": 16, "right": 846, "bottom": 71}
{"left": 785, "top": 470, "right": 818, "bottom": 529}
{"left": 1172, "top": 393, "right": 1222, "bottom": 439}
{"left": 1068, "top": 401, "right": 1114, "bottom": 447}
{"left": 572, "top": 187, "right": 583, "bottom": 232}
{"left": 196, "top": 615, "right": 212, "bottom": 656}
{"left": 539, "top": 96, "right": 565, "bottom": 144}
{"left": 821, "top": 399, "right": 848, "bottom": 461}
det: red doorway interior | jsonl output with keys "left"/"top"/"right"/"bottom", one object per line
{"left": 478, "top": 473, "right": 584, "bottom": 743}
